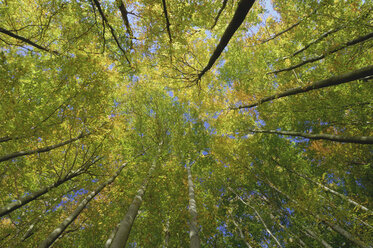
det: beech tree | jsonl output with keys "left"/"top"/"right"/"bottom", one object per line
{"left": 1, "top": 0, "right": 372, "bottom": 247}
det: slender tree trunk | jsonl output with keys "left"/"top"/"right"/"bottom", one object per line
{"left": 110, "top": 160, "right": 157, "bottom": 248}
{"left": 229, "top": 187, "right": 282, "bottom": 248}
{"left": 233, "top": 65, "right": 373, "bottom": 109}
{"left": 0, "top": 170, "right": 84, "bottom": 217}
{"left": 260, "top": 194, "right": 329, "bottom": 248}
{"left": 303, "top": 228, "right": 333, "bottom": 248}
{"left": 271, "top": 158, "right": 372, "bottom": 213}
{"left": 163, "top": 217, "right": 170, "bottom": 248}
{"left": 0, "top": 133, "right": 88, "bottom": 163}
{"left": 259, "top": 176, "right": 370, "bottom": 248}
{"left": 187, "top": 163, "right": 201, "bottom": 248}
{"left": 323, "top": 220, "right": 370, "bottom": 248}
{"left": 229, "top": 212, "right": 252, "bottom": 248}
{"left": 38, "top": 162, "right": 128, "bottom": 248}
{"left": 245, "top": 128, "right": 373, "bottom": 144}
{"left": 105, "top": 224, "right": 120, "bottom": 248}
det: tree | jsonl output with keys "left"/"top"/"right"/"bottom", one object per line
{"left": 1, "top": 0, "right": 372, "bottom": 247}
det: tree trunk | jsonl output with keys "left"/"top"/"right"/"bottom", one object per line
{"left": 38, "top": 162, "right": 128, "bottom": 248}
{"left": 198, "top": 0, "right": 255, "bottom": 80}
{"left": 271, "top": 158, "right": 372, "bottom": 213}
{"left": 187, "top": 163, "right": 201, "bottom": 248}
{"left": 110, "top": 160, "right": 157, "bottom": 248}
{"left": 234, "top": 65, "right": 373, "bottom": 109}
{"left": 229, "top": 212, "right": 252, "bottom": 248}
{"left": 229, "top": 187, "right": 282, "bottom": 248}
{"left": 303, "top": 228, "right": 333, "bottom": 248}
{"left": 163, "top": 217, "right": 170, "bottom": 248}
{"left": 0, "top": 170, "right": 84, "bottom": 217}
{"left": 259, "top": 176, "right": 370, "bottom": 248}
{"left": 246, "top": 128, "right": 373, "bottom": 144}
{"left": 105, "top": 224, "right": 120, "bottom": 248}
{"left": 0, "top": 133, "right": 88, "bottom": 163}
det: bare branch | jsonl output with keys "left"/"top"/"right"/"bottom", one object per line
{"left": 232, "top": 65, "right": 373, "bottom": 109}
{"left": 0, "top": 27, "right": 59, "bottom": 55}
{"left": 92, "top": 0, "right": 131, "bottom": 65}
{"left": 245, "top": 128, "right": 373, "bottom": 145}
{"left": 161, "top": 0, "right": 172, "bottom": 43}
{"left": 270, "top": 32, "right": 373, "bottom": 74}
{"left": 211, "top": 0, "right": 228, "bottom": 30}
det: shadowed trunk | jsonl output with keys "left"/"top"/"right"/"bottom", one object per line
{"left": 198, "top": 0, "right": 255, "bottom": 80}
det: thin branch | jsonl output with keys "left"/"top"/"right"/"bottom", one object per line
{"left": 0, "top": 27, "right": 59, "bottom": 55}
{"left": 232, "top": 65, "right": 373, "bottom": 109}
{"left": 269, "top": 32, "right": 373, "bottom": 74}
{"left": 211, "top": 0, "right": 228, "bottom": 29}
{"left": 92, "top": 0, "right": 131, "bottom": 65}
{"left": 245, "top": 128, "right": 373, "bottom": 144}
{"left": 251, "top": 8, "right": 317, "bottom": 47}
{"left": 161, "top": 0, "right": 172, "bottom": 43}
{"left": 0, "top": 133, "right": 89, "bottom": 163}
{"left": 281, "top": 27, "right": 342, "bottom": 60}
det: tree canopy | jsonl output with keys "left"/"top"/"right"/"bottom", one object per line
{"left": 1, "top": 0, "right": 372, "bottom": 247}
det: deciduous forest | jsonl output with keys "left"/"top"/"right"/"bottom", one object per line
{"left": 0, "top": 0, "right": 372, "bottom": 247}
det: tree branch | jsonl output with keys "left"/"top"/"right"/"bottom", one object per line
{"left": 161, "top": 0, "right": 172, "bottom": 43}
{"left": 211, "top": 0, "right": 228, "bottom": 30}
{"left": 0, "top": 27, "right": 59, "bottom": 55}
{"left": 269, "top": 32, "right": 373, "bottom": 74}
{"left": 232, "top": 65, "right": 373, "bottom": 109}
{"left": 197, "top": 0, "right": 256, "bottom": 81}
{"left": 92, "top": 0, "right": 131, "bottom": 65}
{"left": 280, "top": 27, "right": 342, "bottom": 60}
{"left": 251, "top": 8, "right": 317, "bottom": 47}
{"left": 0, "top": 133, "right": 88, "bottom": 163}
{"left": 245, "top": 128, "right": 373, "bottom": 144}
{"left": 115, "top": 0, "right": 134, "bottom": 44}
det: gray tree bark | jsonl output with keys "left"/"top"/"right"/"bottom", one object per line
{"left": 109, "top": 160, "right": 157, "bottom": 248}
{"left": 1, "top": 169, "right": 85, "bottom": 217}
{"left": 271, "top": 158, "right": 372, "bottom": 213}
{"left": 259, "top": 176, "right": 370, "bottom": 248}
{"left": 38, "top": 162, "right": 128, "bottom": 248}
{"left": 228, "top": 212, "right": 252, "bottom": 248}
{"left": 187, "top": 163, "right": 201, "bottom": 248}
